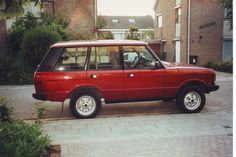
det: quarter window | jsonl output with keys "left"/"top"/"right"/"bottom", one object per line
{"left": 89, "top": 46, "right": 122, "bottom": 70}
{"left": 123, "top": 46, "right": 158, "bottom": 69}
{"left": 54, "top": 47, "right": 88, "bottom": 71}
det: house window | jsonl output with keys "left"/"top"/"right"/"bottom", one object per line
{"left": 176, "top": 0, "right": 181, "bottom": 6}
{"left": 224, "top": 8, "right": 229, "bottom": 19}
{"left": 42, "top": 1, "right": 54, "bottom": 15}
{"left": 128, "top": 19, "right": 135, "bottom": 23}
{"left": 157, "top": 15, "right": 162, "bottom": 28}
{"left": 223, "top": 39, "right": 233, "bottom": 61}
{"left": 175, "top": 8, "right": 181, "bottom": 23}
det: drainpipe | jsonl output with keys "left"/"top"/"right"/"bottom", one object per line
{"left": 187, "top": 0, "right": 191, "bottom": 64}
{"left": 94, "top": 0, "right": 98, "bottom": 39}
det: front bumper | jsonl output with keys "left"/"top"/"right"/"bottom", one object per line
{"left": 32, "top": 93, "right": 46, "bottom": 101}
{"left": 206, "top": 84, "right": 219, "bottom": 93}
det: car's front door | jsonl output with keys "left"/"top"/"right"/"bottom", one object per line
{"left": 123, "top": 46, "right": 165, "bottom": 101}
{"left": 87, "top": 46, "right": 124, "bottom": 102}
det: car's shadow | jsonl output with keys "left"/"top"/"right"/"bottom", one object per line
{"left": 43, "top": 100, "right": 180, "bottom": 119}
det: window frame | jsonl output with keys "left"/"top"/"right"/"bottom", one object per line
{"left": 87, "top": 45, "right": 123, "bottom": 71}
{"left": 53, "top": 46, "right": 90, "bottom": 72}
{"left": 156, "top": 14, "right": 162, "bottom": 28}
{"left": 121, "top": 45, "right": 164, "bottom": 70}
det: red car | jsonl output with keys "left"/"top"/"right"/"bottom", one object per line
{"left": 33, "top": 40, "right": 219, "bottom": 119}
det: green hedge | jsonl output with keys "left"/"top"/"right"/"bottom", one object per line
{"left": 0, "top": 121, "right": 51, "bottom": 157}
{"left": 204, "top": 60, "right": 233, "bottom": 73}
{"left": 20, "top": 27, "right": 61, "bottom": 75}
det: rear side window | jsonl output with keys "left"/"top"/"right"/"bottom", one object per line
{"left": 89, "top": 46, "right": 122, "bottom": 70}
{"left": 37, "top": 48, "right": 63, "bottom": 72}
{"left": 54, "top": 47, "right": 88, "bottom": 71}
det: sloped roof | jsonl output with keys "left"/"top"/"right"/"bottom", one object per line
{"left": 100, "top": 15, "right": 154, "bottom": 29}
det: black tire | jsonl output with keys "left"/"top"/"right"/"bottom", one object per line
{"left": 176, "top": 86, "right": 205, "bottom": 113}
{"left": 69, "top": 90, "right": 101, "bottom": 119}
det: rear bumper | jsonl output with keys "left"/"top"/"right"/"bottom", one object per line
{"left": 206, "top": 84, "right": 219, "bottom": 93}
{"left": 32, "top": 93, "right": 46, "bottom": 101}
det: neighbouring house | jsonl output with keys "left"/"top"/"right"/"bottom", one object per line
{"left": 98, "top": 16, "right": 154, "bottom": 40}
{"left": 153, "top": 0, "right": 230, "bottom": 65}
{"left": 43, "top": 0, "right": 97, "bottom": 39}
{"left": 223, "top": 9, "right": 233, "bottom": 61}
{"left": 0, "top": 0, "right": 97, "bottom": 49}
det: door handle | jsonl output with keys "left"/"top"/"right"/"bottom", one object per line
{"left": 90, "top": 74, "right": 97, "bottom": 79}
{"left": 128, "top": 73, "right": 134, "bottom": 78}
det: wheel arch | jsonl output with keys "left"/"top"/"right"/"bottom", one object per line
{"left": 176, "top": 80, "right": 207, "bottom": 97}
{"left": 68, "top": 85, "right": 103, "bottom": 99}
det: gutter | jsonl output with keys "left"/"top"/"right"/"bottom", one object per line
{"left": 187, "top": 0, "right": 191, "bottom": 64}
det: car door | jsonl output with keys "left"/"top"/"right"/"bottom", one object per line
{"left": 123, "top": 45, "right": 165, "bottom": 101}
{"left": 86, "top": 46, "right": 124, "bottom": 102}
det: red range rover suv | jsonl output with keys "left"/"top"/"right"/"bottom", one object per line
{"left": 33, "top": 40, "right": 219, "bottom": 119}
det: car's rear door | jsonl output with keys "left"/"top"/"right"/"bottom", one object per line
{"left": 123, "top": 45, "right": 165, "bottom": 101}
{"left": 86, "top": 46, "right": 124, "bottom": 102}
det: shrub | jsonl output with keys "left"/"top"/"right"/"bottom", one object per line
{"left": 35, "top": 103, "right": 47, "bottom": 119}
{"left": 0, "top": 97, "right": 12, "bottom": 123}
{"left": 20, "top": 27, "right": 62, "bottom": 75}
{"left": 204, "top": 60, "right": 233, "bottom": 73}
{"left": 0, "top": 121, "right": 51, "bottom": 157}
{"left": 7, "top": 12, "right": 38, "bottom": 56}
{"left": 97, "top": 31, "right": 114, "bottom": 39}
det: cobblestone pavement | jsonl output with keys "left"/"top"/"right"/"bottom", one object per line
{"left": 43, "top": 111, "right": 232, "bottom": 157}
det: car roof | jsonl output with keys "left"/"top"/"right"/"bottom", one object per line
{"left": 51, "top": 40, "right": 148, "bottom": 48}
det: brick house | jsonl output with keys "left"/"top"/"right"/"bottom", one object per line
{"left": 0, "top": 0, "right": 97, "bottom": 49}
{"left": 153, "top": 0, "right": 226, "bottom": 65}
{"left": 43, "top": 0, "right": 97, "bottom": 39}
{"left": 98, "top": 16, "right": 154, "bottom": 40}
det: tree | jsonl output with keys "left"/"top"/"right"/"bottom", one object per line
{"left": 0, "top": 0, "right": 41, "bottom": 18}
{"left": 221, "top": 0, "right": 232, "bottom": 29}
{"left": 125, "top": 25, "right": 140, "bottom": 40}
{"left": 96, "top": 16, "right": 107, "bottom": 29}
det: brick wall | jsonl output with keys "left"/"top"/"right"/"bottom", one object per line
{"left": 154, "top": 0, "right": 223, "bottom": 65}
{"left": 44, "top": 0, "right": 96, "bottom": 39}
{"left": 154, "top": 0, "right": 176, "bottom": 62}
{"left": 190, "top": 0, "right": 223, "bottom": 65}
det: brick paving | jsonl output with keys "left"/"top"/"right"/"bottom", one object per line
{"left": 43, "top": 111, "right": 232, "bottom": 157}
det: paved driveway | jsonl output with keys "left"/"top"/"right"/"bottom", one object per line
{"left": 43, "top": 112, "right": 232, "bottom": 157}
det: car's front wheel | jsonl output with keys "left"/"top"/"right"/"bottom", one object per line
{"left": 70, "top": 91, "right": 101, "bottom": 119}
{"left": 176, "top": 86, "right": 205, "bottom": 113}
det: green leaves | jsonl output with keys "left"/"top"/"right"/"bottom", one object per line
{"left": 0, "top": 121, "right": 51, "bottom": 157}
{"left": 0, "top": 0, "right": 41, "bottom": 18}
{"left": 221, "top": 0, "right": 232, "bottom": 29}
{"left": 125, "top": 25, "right": 140, "bottom": 40}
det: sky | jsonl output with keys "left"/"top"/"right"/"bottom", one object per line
{"left": 97, "top": 0, "right": 156, "bottom": 17}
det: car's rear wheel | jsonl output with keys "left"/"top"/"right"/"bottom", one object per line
{"left": 70, "top": 91, "right": 101, "bottom": 119}
{"left": 176, "top": 86, "right": 205, "bottom": 113}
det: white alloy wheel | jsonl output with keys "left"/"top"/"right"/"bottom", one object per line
{"left": 184, "top": 91, "right": 201, "bottom": 110}
{"left": 76, "top": 96, "right": 96, "bottom": 116}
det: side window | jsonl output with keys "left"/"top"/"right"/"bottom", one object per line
{"left": 123, "top": 46, "right": 158, "bottom": 69}
{"left": 89, "top": 46, "right": 122, "bottom": 70}
{"left": 54, "top": 47, "right": 88, "bottom": 71}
